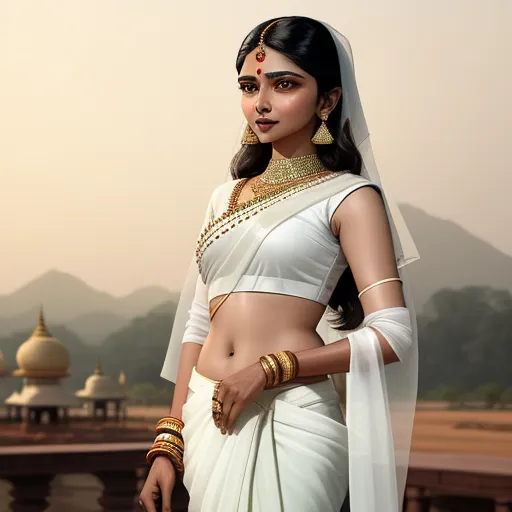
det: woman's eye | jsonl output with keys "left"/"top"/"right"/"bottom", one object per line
{"left": 276, "top": 80, "right": 297, "bottom": 90}
{"left": 238, "top": 83, "right": 257, "bottom": 93}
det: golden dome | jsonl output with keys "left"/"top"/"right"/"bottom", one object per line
{"left": 76, "top": 360, "right": 126, "bottom": 400}
{"left": 13, "top": 307, "right": 70, "bottom": 378}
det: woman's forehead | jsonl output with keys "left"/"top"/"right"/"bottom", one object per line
{"left": 239, "top": 47, "right": 304, "bottom": 76}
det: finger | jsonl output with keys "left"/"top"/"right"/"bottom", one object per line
{"left": 160, "top": 480, "right": 172, "bottom": 512}
{"left": 138, "top": 494, "right": 157, "bottom": 512}
{"left": 226, "top": 400, "right": 245, "bottom": 432}
{"left": 220, "top": 395, "right": 235, "bottom": 432}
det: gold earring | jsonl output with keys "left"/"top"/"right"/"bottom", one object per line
{"left": 241, "top": 124, "right": 260, "bottom": 145}
{"left": 311, "top": 112, "right": 334, "bottom": 145}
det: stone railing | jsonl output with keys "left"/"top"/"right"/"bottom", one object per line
{"left": 0, "top": 442, "right": 188, "bottom": 512}
{"left": 0, "top": 445, "right": 510, "bottom": 511}
{"left": 405, "top": 453, "right": 512, "bottom": 512}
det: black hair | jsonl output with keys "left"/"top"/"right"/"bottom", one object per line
{"left": 230, "top": 16, "right": 365, "bottom": 330}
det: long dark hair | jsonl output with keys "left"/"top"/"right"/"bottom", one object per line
{"left": 231, "top": 16, "right": 365, "bottom": 330}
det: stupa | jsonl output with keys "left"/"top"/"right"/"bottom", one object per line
{"left": 76, "top": 359, "right": 127, "bottom": 420}
{"left": 5, "top": 307, "right": 80, "bottom": 424}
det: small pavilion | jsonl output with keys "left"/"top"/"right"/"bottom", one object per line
{"left": 76, "top": 360, "right": 127, "bottom": 421}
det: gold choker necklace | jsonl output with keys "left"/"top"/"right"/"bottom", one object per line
{"left": 250, "top": 153, "right": 328, "bottom": 198}
{"left": 260, "top": 153, "right": 325, "bottom": 184}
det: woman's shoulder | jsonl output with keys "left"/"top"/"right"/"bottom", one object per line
{"left": 328, "top": 171, "right": 380, "bottom": 195}
{"left": 209, "top": 179, "right": 244, "bottom": 212}
{"left": 323, "top": 172, "right": 381, "bottom": 222}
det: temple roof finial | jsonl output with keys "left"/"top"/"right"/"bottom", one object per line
{"left": 94, "top": 357, "right": 103, "bottom": 376}
{"left": 32, "top": 303, "right": 52, "bottom": 338}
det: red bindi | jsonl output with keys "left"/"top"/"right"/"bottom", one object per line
{"left": 257, "top": 68, "right": 262, "bottom": 75}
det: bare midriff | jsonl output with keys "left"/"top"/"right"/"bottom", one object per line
{"left": 195, "top": 291, "right": 330, "bottom": 383}
{"left": 195, "top": 173, "right": 337, "bottom": 383}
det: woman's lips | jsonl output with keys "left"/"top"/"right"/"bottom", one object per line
{"left": 256, "top": 121, "right": 278, "bottom": 132}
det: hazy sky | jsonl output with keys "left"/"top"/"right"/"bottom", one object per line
{"left": 1, "top": 0, "right": 511, "bottom": 296}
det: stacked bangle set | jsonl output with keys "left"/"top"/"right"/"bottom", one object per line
{"left": 259, "top": 350, "right": 299, "bottom": 388}
{"left": 146, "top": 416, "right": 185, "bottom": 473}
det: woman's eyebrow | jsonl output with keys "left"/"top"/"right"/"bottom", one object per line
{"left": 238, "top": 70, "right": 305, "bottom": 82}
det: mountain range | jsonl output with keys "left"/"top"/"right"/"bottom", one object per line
{"left": 1, "top": 203, "right": 511, "bottom": 345}
{"left": 0, "top": 270, "right": 179, "bottom": 344}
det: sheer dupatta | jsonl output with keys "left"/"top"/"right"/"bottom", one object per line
{"left": 161, "top": 18, "right": 420, "bottom": 512}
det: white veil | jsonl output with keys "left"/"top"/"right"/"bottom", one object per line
{"left": 318, "top": 22, "right": 419, "bottom": 511}
{"left": 161, "top": 18, "right": 420, "bottom": 511}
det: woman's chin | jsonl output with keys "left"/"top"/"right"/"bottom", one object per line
{"left": 256, "top": 131, "right": 284, "bottom": 144}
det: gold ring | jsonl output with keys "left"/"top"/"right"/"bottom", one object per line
{"left": 212, "top": 381, "right": 224, "bottom": 424}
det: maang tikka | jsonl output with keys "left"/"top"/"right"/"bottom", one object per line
{"left": 241, "top": 19, "right": 283, "bottom": 145}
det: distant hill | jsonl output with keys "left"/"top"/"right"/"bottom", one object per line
{"left": 0, "top": 270, "right": 176, "bottom": 341}
{"left": 67, "top": 311, "right": 129, "bottom": 346}
{"left": 399, "top": 204, "right": 512, "bottom": 312}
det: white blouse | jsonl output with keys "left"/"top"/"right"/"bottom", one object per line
{"left": 182, "top": 178, "right": 378, "bottom": 345}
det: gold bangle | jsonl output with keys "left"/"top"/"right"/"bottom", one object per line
{"left": 275, "top": 350, "right": 299, "bottom": 382}
{"left": 153, "top": 436, "right": 185, "bottom": 451}
{"left": 156, "top": 424, "right": 184, "bottom": 434}
{"left": 148, "top": 443, "right": 184, "bottom": 465}
{"left": 155, "top": 432, "right": 183, "bottom": 443}
{"left": 146, "top": 447, "right": 184, "bottom": 472}
{"left": 262, "top": 355, "right": 277, "bottom": 387}
{"left": 274, "top": 352, "right": 292, "bottom": 382}
{"left": 285, "top": 350, "right": 299, "bottom": 379}
{"left": 259, "top": 356, "right": 275, "bottom": 388}
{"left": 268, "top": 354, "right": 282, "bottom": 386}
{"left": 156, "top": 417, "right": 184, "bottom": 434}
{"left": 263, "top": 354, "right": 281, "bottom": 388}
{"left": 156, "top": 416, "right": 184, "bottom": 427}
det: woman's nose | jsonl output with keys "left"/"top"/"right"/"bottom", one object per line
{"left": 255, "top": 88, "right": 272, "bottom": 114}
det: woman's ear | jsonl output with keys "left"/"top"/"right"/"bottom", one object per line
{"left": 317, "top": 87, "right": 342, "bottom": 116}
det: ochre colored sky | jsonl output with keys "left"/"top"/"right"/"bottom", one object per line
{"left": 1, "top": 0, "right": 511, "bottom": 295}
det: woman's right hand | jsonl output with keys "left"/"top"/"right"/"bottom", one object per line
{"left": 138, "top": 456, "right": 176, "bottom": 512}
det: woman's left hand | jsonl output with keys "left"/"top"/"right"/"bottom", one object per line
{"left": 215, "top": 362, "right": 267, "bottom": 435}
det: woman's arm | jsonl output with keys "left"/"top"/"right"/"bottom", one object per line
{"left": 167, "top": 275, "right": 210, "bottom": 419}
{"left": 294, "top": 185, "right": 407, "bottom": 377}
{"left": 169, "top": 342, "right": 203, "bottom": 419}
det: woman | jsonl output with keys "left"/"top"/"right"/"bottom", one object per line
{"left": 139, "top": 16, "right": 420, "bottom": 512}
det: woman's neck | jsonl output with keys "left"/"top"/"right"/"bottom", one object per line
{"left": 271, "top": 142, "right": 318, "bottom": 161}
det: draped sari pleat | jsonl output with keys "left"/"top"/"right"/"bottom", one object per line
{"left": 181, "top": 367, "right": 349, "bottom": 512}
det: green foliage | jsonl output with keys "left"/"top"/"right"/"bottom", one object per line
{"left": 98, "top": 308, "right": 176, "bottom": 388}
{"left": 418, "top": 286, "right": 512, "bottom": 397}
{"left": 476, "top": 382, "right": 503, "bottom": 409}
{"left": 128, "top": 382, "right": 174, "bottom": 406}
{"left": 500, "top": 387, "right": 512, "bottom": 406}
{"left": 425, "top": 384, "right": 461, "bottom": 403}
